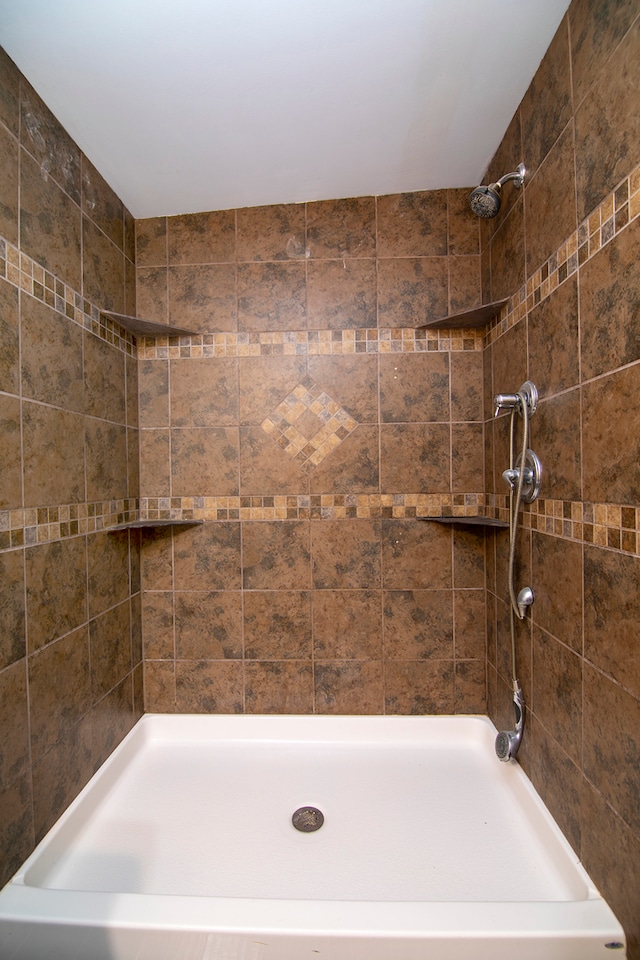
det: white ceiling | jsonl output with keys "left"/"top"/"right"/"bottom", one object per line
{"left": 0, "top": 0, "right": 571, "bottom": 218}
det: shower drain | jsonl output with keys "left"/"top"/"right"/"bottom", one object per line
{"left": 292, "top": 806, "right": 324, "bottom": 832}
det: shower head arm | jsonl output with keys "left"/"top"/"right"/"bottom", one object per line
{"left": 496, "top": 163, "right": 526, "bottom": 190}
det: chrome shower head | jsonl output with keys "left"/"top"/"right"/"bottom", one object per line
{"left": 470, "top": 163, "right": 526, "bottom": 218}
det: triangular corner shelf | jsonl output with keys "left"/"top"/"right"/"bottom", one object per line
{"left": 417, "top": 298, "right": 508, "bottom": 330}
{"left": 101, "top": 311, "right": 197, "bottom": 338}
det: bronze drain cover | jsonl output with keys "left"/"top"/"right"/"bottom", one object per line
{"left": 292, "top": 806, "right": 324, "bottom": 832}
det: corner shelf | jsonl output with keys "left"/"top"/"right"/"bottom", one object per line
{"left": 418, "top": 516, "right": 509, "bottom": 529}
{"left": 101, "top": 311, "right": 197, "bottom": 338}
{"left": 418, "top": 298, "right": 508, "bottom": 330}
{"left": 109, "top": 520, "right": 204, "bottom": 531}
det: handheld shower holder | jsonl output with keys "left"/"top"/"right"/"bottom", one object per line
{"left": 493, "top": 380, "right": 538, "bottom": 420}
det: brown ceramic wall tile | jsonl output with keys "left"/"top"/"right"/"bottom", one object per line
{"left": 306, "top": 259, "right": 376, "bottom": 329}
{"left": 582, "top": 364, "right": 640, "bottom": 503}
{"left": 531, "top": 532, "right": 583, "bottom": 652}
{"left": 0, "top": 278, "right": 19, "bottom": 395}
{"left": 579, "top": 217, "right": 640, "bottom": 380}
{"left": 377, "top": 191, "right": 447, "bottom": 257}
{"left": 238, "top": 356, "right": 307, "bottom": 424}
{"left": 312, "top": 590, "right": 382, "bottom": 659}
{"left": 584, "top": 545, "right": 640, "bottom": 697}
{"left": 173, "top": 523, "right": 241, "bottom": 591}
{"left": 0, "top": 47, "right": 20, "bottom": 137}
{"left": 574, "top": 18, "right": 640, "bottom": 220}
{"left": 142, "top": 592, "right": 174, "bottom": 659}
{"left": 136, "top": 217, "right": 167, "bottom": 266}
{"left": 139, "top": 360, "right": 169, "bottom": 428}
{"left": 243, "top": 591, "right": 312, "bottom": 660}
{"left": 488, "top": 197, "right": 525, "bottom": 302}
{"left": 31, "top": 716, "right": 93, "bottom": 842}
{"left": 447, "top": 188, "right": 480, "bottom": 256}
{"left": 0, "top": 659, "right": 29, "bottom": 786}
{"left": 168, "top": 263, "right": 237, "bottom": 333}
{"left": 175, "top": 591, "right": 243, "bottom": 660}
{"left": 491, "top": 319, "right": 528, "bottom": 407}
{"left": 82, "top": 216, "right": 125, "bottom": 313}
{"left": 170, "top": 358, "right": 238, "bottom": 427}
{"left": 311, "top": 519, "right": 380, "bottom": 590}
{"left": 87, "top": 531, "right": 130, "bottom": 619}
{"left": 168, "top": 210, "right": 236, "bottom": 264}
{"left": 25, "top": 537, "right": 87, "bottom": 652}
{"left": 20, "top": 148, "right": 82, "bottom": 290}
{"left": 89, "top": 601, "right": 132, "bottom": 703}
{"left": 382, "top": 519, "right": 452, "bottom": 590}
{"left": 315, "top": 661, "right": 383, "bottom": 714}
{"left": 483, "top": 111, "right": 524, "bottom": 233}
{"left": 453, "top": 527, "right": 485, "bottom": 589}
{"left": 378, "top": 257, "right": 448, "bottom": 326}
{"left": 0, "top": 550, "right": 26, "bottom": 670}
{"left": 528, "top": 275, "right": 579, "bottom": 397}
{"left": 454, "top": 590, "right": 486, "bottom": 659}
{"left": 171, "top": 427, "right": 239, "bottom": 495}
{"left": 379, "top": 352, "right": 449, "bottom": 423}
{"left": 85, "top": 420, "right": 128, "bottom": 501}
{"left": 175, "top": 660, "right": 243, "bottom": 713}
{"left": 532, "top": 626, "right": 582, "bottom": 766}
{"left": 92, "top": 675, "right": 135, "bottom": 770}
{"left": 139, "top": 429, "right": 171, "bottom": 496}
{"left": 380, "top": 423, "right": 450, "bottom": 492}
{"left": 243, "top": 521, "right": 311, "bottom": 590}
{"left": 239, "top": 426, "right": 310, "bottom": 495}
{"left": 307, "top": 425, "right": 379, "bottom": 494}
{"left": 144, "top": 660, "right": 176, "bottom": 712}
{"left": 450, "top": 352, "right": 484, "bottom": 423}
{"left": 520, "top": 17, "right": 573, "bottom": 177}
{"left": 237, "top": 203, "right": 306, "bottom": 261}
{"left": 383, "top": 590, "right": 453, "bottom": 659}
{"left": 454, "top": 660, "right": 486, "bottom": 714}
{"left": 82, "top": 156, "right": 124, "bottom": 250}
{"left": 385, "top": 660, "right": 454, "bottom": 714}
{"left": 84, "top": 330, "right": 126, "bottom": 422}
{"left": 530, "top": 391, "right": 582, "bottom": 501}
{"left": 22, "top": 402, "right": 85, "bottom": 506}
{"left": 451, "top": 423, "right": 484, "bottom": 492}
{"left": 245, "top": 661, "right": 313, "bottom": 713}
{"left": 570, "top": 0, "right": 639, "bottom": 106}
{"left": 140, "top": 527, "right": 173, "bottom": 591}
{"left": 583, "top": 663, "right": 640, "bottom": 834}
{"left": 526, "top": 126, "right": 578, "bottom": 274}
{"left": 581, "top": 777, "right": 640, "bottom": 957}
{"left": 28, "top": 626, "right": 91, "bottom": 764}
{"left": 237, "top": 262, "right": 306, "bottom": 331}
{"left": 0, "top": 393, "right": 22, "bottom": 509}
{"left": 307, "top": 197, "right": 375, "bottom": 259}
{"left": 528, "top": 715, "right": 582, "bottom": 855}
{"left": 448, "top": 254, "right": 481, "bottom": 315}
{"left": 0, "top": 774, "right": 34, "bottom": 888}
{"left": 136, "top": 266, "right": 168, "bottom": 323}
{"left": 0, "top": 122, "right": 18, "bottom": 246}
{"left": 20, "top": 80, "right": 81, "bottom": 204}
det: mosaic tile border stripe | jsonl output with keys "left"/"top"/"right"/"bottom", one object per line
{"left": 139, "top": 493, "right": 485, "bottom": 522}
{"left": 0, "top": 238, "right": 136, "bottom": 357}
{"left": 485, "top": 161, "right": 640, "bottom": 346}
{"left": 138, "top": 326, "right": 484, "bottom": 359}
{"left": 485, "top": 495, "right": 640, "bottom": 555}
{"left": 2, "top": 494, "right": 640, "bottom": 557}
{"left": 0, "top": 500, "right": 138, "bottom": 550}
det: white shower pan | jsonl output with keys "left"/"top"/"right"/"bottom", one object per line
{"left": 0, "top": 714, "right": 626, "bottom": 960}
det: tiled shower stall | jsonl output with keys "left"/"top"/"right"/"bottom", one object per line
{"left": 1, "top": 0, "right": 639, "bottom": 953}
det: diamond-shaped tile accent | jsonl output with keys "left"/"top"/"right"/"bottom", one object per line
{"left": 261, "top": 375, "right": 358, "bottom": 470}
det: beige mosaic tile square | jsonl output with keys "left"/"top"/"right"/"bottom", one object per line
{"left": 261, "top": 375, "right": 358, "bottom": 470}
